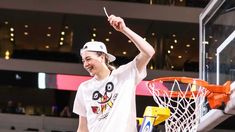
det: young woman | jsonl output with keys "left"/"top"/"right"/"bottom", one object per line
{"left": 73, "top": 14, "right": 155, "bottom": 132}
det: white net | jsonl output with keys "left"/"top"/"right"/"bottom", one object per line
{"left": 147, "top": 78, "right": 208, "bottom": 132}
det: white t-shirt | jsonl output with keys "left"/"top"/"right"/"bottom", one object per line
{"left": 73, "top": 58, "right": 146, "bottom": 132}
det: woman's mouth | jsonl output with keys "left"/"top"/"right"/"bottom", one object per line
{"left": 86, "top": 66, "right": 94, "bottom": 72}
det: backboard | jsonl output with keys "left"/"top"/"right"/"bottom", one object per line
{"left": 199, "top": 0, "right": 235, "bottom": 85}
{"left": 199, "top": 0, "right": 235, "bottom": 131}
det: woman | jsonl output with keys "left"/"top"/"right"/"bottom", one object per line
{"left": 73, "top": 14, "right": 155, "bottom": 132}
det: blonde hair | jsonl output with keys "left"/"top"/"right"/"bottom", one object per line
{"left": 97, "top": 52, "right": 116, "bottom": 71}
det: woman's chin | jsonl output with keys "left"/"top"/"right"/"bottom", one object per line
{"left": 89, "top": 72, "right": 95, "bottom": 76}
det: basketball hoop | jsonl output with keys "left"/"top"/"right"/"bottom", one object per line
{"left": 147, "top": 77, "right": 230, "bottom": 132}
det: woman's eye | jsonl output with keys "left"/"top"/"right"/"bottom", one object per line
{"left": 82, "top": 58, "right": 92, "bottom": 63}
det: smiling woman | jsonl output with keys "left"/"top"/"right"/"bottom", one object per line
{"left": 73, "top": 13, "right": 155, "bottom": 132}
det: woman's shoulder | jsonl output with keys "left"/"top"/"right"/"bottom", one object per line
{"left": 82, "top": 77, "right": 94, "bottom": 84}
{"left": 79, "top": 77, "right": 95, "bottom": 88}
{"left": 114, "top": 59, "right": 136, "bottom": 72}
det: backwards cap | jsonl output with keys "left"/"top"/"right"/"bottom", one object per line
{"left": 80, "top": 41, "right": 116, "bottom": 62}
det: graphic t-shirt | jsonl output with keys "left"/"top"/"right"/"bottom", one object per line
{"left": 73, "top": 58, "right": 146, "bottom": 132}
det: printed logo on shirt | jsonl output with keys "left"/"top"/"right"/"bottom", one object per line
{"left": 91, "top": 82, "right": 118, "bottom": 120}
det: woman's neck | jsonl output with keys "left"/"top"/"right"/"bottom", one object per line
{"left": 95, "top": 67, "right": 111, "bottom": 81}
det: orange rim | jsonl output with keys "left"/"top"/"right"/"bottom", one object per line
{"left": 150, "top": 77, "right": 209, "bottom": 86}
{"left": 148, "top": 77, "right": 231, "bottom": 109}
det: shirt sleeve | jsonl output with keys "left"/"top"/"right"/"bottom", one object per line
{"left": 132, "top": 57, "right": 147, "bottom": 84}
{"left": 73, "top": 85, "right": 87, "bottom": 117}
{"left": 117, "top": 57, "right": 147, "bottom": 85}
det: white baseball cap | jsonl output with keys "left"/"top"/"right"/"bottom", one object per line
{"left": 80, "top": 41, "right": 116, "bottom": 62}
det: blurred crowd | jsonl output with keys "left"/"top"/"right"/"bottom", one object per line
{"left": 0, "top": 100, "right": 75, "bottom": 118}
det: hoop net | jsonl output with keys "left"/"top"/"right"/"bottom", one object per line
{"left": 147, "top": 77, "right": 208, "bottom": 132}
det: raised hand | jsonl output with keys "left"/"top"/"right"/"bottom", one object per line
{"left": 108, "top": 15, "right": 126, "bottom": 32}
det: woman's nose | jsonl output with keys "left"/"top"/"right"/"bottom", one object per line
{"left": 83, "top": 61, "right": 89, "bottom": 67}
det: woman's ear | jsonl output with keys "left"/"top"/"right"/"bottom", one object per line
{"left": 101, "top": 54, "right": 106, "bottom": 63}
{"left": 97, "top": 54, "right": 105, "bottom": 63}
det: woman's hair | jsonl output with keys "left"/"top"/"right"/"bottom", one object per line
{"left": 97, "top": 51, "right": 116, "bottom": 71}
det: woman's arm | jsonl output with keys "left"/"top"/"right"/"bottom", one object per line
{"left": 77, "top": 116, "right": 89, "bottom": 132}
{"left": 108, "top": 15, "right": 155, "bottom": 72}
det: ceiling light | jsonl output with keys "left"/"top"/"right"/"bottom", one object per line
{"left": 170, "top": 45, "right": 174, "bottom": 49}
{"left": 4, "top": 21, "right": 8, "bottom": 25}
{"left": 128, "top": 40, "right": 132, "bottom": 43}
{"left": 61, "top": 31, "right": 65, "bottom": 35}
{"left": 5, "top": 56, "right": 10, "bottom": 60}
{"left": 10, "top": 28, "right": 14, "bottom": 32}
{"left": 60, "top": 42, "right": 63, "bottom": 45}
{"left": 93, "top": 28, "right": 96, "bottom": 31}
{"left": 172, "top": 34, "right": 176, "bottom": 37}
{"left": 143, "top": 38, "right": 146, "bottom": 41}
{"left": 10, "top": 38, "right": 14, "bottom": 42}
{"left": 60, "top": 37, "right": 64, "bottom": 41}
{"left": 150, "top": 65, "right": 153, "bottom": 70}
{"left": 192, "top": 37, "right": 196, "bottom": 41}
{"left": 178, "top": 56, "right": 182, "bottom": 59}
{"left": 24, "top": 32, "right": 28, "bottom": 36}
{"left": 209, "top": 36, "right": 213, "bottom": 39}
{"left": 109, "top": 31, "right": 112, "bottom": 35}
{"left": 168, "top": 50, "right": 171, "bottom": 54}
{"left": 91, "top": 38, "right": 95, "bottom": 42}
{"left": 105, "top": 38, "right": 110, "bottom": 42}
{"left": 45, "top": 45, "right": 50, "bottom": 49}
{"left": 151, "top": 32, "right": 155, "bottom": 36}
{"left": 10, "top": 33, "right": 14, "bottom": 37}
{"left": 46, "top": 34, "right": 51, "bottom": 37}
{"left": 48, "top": 26, "right": 52, "bottom": 30}
{"left": 93, "top": 33, "right": 96, "bottom": 37}
{"left": 24, "top": 25, "right": 28, "bottom": 28}
{"left": 65, "top": 26, "right": 69, "bottom": 29}
{"left": 174, "top": 39, "right": 177, "bottom": 43}
{"left": 122, "top": 51, "right": 127, "bottom": 55}
{"left": 171, "top": 65, "right": 174, "bottom": 69}
{"left": 186, "top": 44, "right": 190, "bottom": 47}
{"left": 5, "top": 50, "right": 10, "bottom": 56}
{"left": 215, "top": 39, "right": 218, "bottom": 42}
